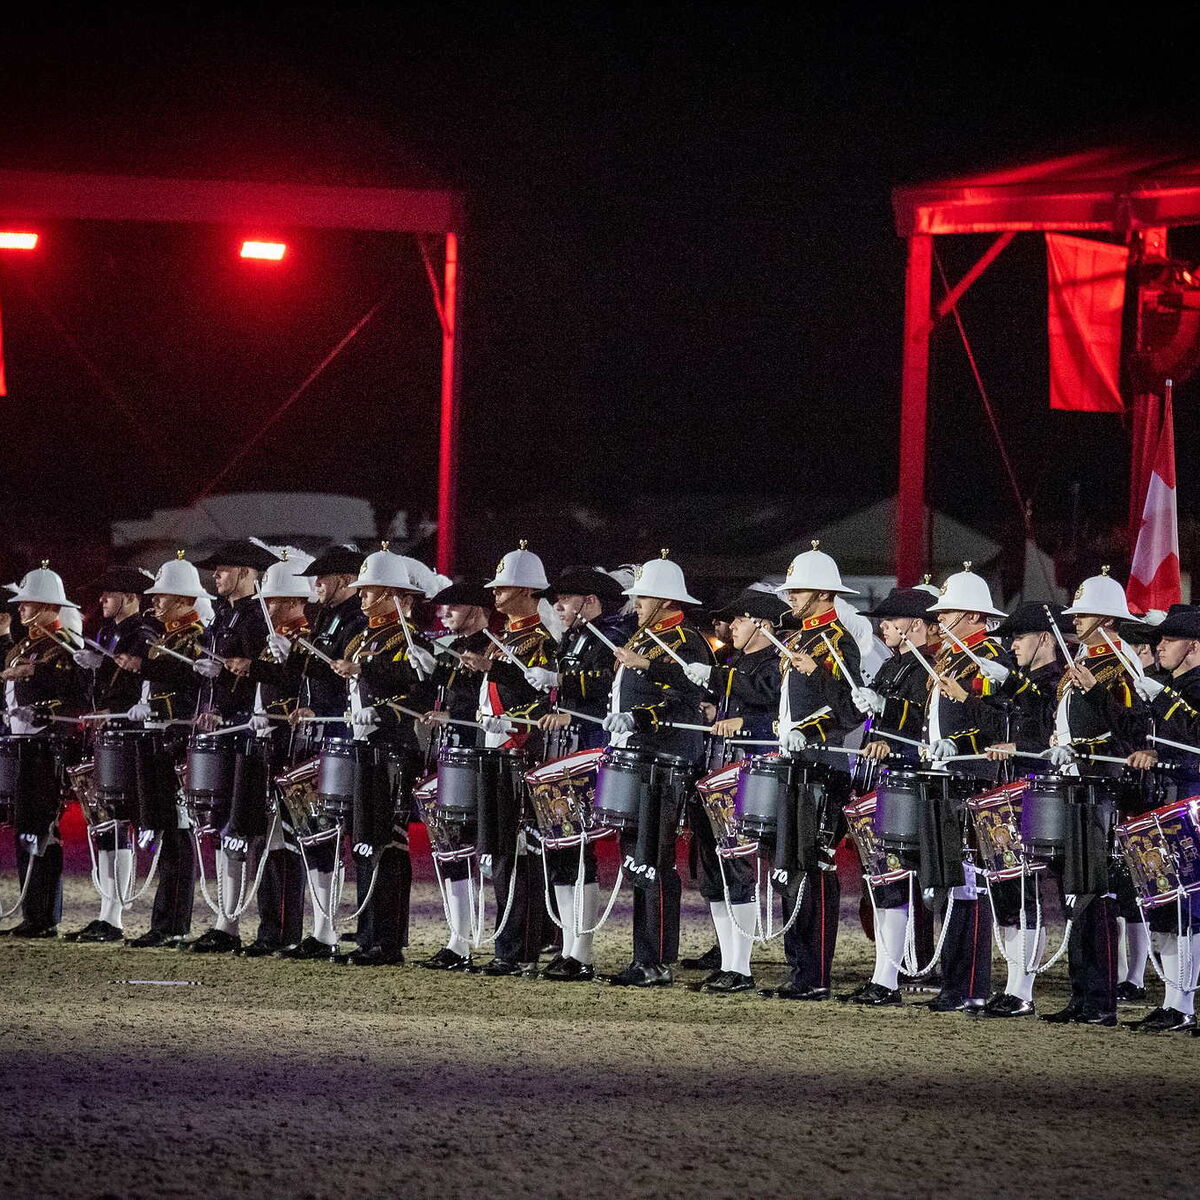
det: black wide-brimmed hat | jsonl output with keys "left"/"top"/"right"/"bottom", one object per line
{"left": 993, "top": 601, "right": 1073, "bottom": 639}
{"left": 193, "top": 541, "right": 278, "bottom": 572}
{"left": 1151, "top": 606, "right": 1200, "bottom": 640}
{"left": 93, "top": 566, "right": 155, "bottom": 596}
{"left": 549, "top": 567, "right": 626, "bottom": 604}
{"left": 864, "top": 588, "right": 935, "bottom": 621}
{"left": 430, "top": 580, "right": 494, "bottom": 609}
{"left": 711, "top": 588, "right": 789, "bottom": 622}
{"left": 298, "top": 546, "right": 366, "bottom": 577}
{"left": 1116, "top": 618, "right": 1162, "bottom": 647}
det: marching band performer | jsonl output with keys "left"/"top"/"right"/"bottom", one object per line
{"left": 330, "top": 548, "right": 438, "bottom": 966}
{"left": 115, "top": 554, "right": 210, "bottom": 947}
{"left": 1122, "top": 604, "right": 1200, "bottom": 1033}
{"left": 604, "top": 551, "right": 714, "bottom": 987}
{"left": 456, "top": 543, "right": 556, "bottom": 977}
{"left": 842, "top": 586, "right": 940, "bottom": 1005}
{"left": 64, "top": 567, "right": 159, "bottom": 943}
{"left": 1041, "top": 570, "right": 1149, "bottom": 1028}
{"left": 685, "top": 587, "right": 786, "bottom": 994}
{"left": 766, "top": 544, "right": 862, "bottom": 1002}
{"left": 0, "top": 565, "right": 85, "bottom": 938}
{"left": 536, "top": 566, "right": 633, "bottom": 982}
{"left": 920, "top": 565, "right": 1013, "bottom": 1014}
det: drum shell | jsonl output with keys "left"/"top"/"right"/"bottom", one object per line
{"left": 316, "top": 737, "right": 361, "bottom": 820}
{"left": 874, "top": 769, "right": 922, "bottom": 851}
{"left": 436, "top": 744, "right": 486, "bottom": 825}
{"left": 1020, "top": 775, "right": 1068, "bottom": 857}
{"left": 594, "top": 748, "right": 654, "bottom": 832}
{"left": 734, "top": 755, "right": 787, "bottom": 838}
{"left": 524, "top": 748, "right": 603, "bottom": 848}
{"left": 186, "top": 736, "right": 237, "bottom": 802}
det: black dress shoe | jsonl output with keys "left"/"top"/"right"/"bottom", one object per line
{"left": 705, "top": 970, "right": 756, "bottom": 994}
{"left": 608, "top": 962, "right": 672, "bottom": 987}
{"left": 1042, "top": 1001, "right": 1083, "bottom": 1024}
{"left": 1132, "top": 1006, "right": 1194, "bottom": 1033}
{"left": 420, "top": 947, "right": 473, "bottom": 971}
{"left": 65, "top": 919, "right": 124, "bottom": 944}
{"left": 278, "top": 936, "right": 340, "bottom": 961}
{"left": 184, "top": 929, "right": 242, "bottom": 954}
{"left": 851, "top": 981, "right": 902, "bottom": 1007}
{"left": 1073, "top": 1008, "right": 1117, "bottom": 1027}
{"left": 541, "top": 954, "right": 595, "bottom": 982}
{"left": 680, "top": 945, "right": 722, "bottom": 971}
{"left": 2, "top": 921, "right": 57, "bottom": 939}
{"left": 1116, "top": 981, "right": 1148, "bottom": 1003}
{"left": 478, "top": 957, "right": 522, "bottom": 977}
{"left": 238, "top": 939, "right": 283, "bottom": 958}
{"left": 774, "top": 984, "right": 831, "bottom": 1001}
{"left": 983, "top": 993, "right": 1036, "bottom": 1018}
{"left": 342, "top": 946, "right": 404, "bottom": 966}
{"left": 124, "top": 930, "right": 183, "bottom": 948}
{"left": 926, "top": 991, "right": 968, "bottom": 1013}
{"left": 837, "top": 982, "right": 871, "bottom": 1003}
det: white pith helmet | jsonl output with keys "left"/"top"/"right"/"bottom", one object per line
{"left": 1062, "top": 567, "right": 1136, "bottom": 622}
{"left": 623, "top": 549, "right": 700, "bottom": 606}
{"left": 776, "top": 541, "right": 858, "bottom": 596}
{"left": 485, "top": 541, "right": 550, "bottom": 591}
{"left": 10, "top": 562, "right": 79, "bottom": 610}
{"left": 144, "top": 552, "right": 215, "bottom": 601}
{"left": 260, "top": 549, "right": 318, "bottom": 601}
{"left": 914, "top": 573, "right": 941, "bottom": 598}
{"left": 926, "top": 562, "right": 1006, "bottom": 618}
{"left": 349, "top": 545, "right": 428, "bottom": 594}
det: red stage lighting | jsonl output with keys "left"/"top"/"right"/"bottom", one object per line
{"left": 0, "top": 232, "right": 38, "bottom": 250}
{"left": 240, "top": 240, "right": 286, "bottom": 261}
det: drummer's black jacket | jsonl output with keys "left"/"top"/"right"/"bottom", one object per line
{"left": 139, "top": 612, "right": 205, "bottom": 722}
{"left": 1055, "top": 642, "right": 1148, "bottom": 770}
{"left": 296, "top": 593, "right": 367, "bottom": 717}
{"left": 243, "top": 616, "right": 311, "bottom": 715}
{"left": 345, "top": 614, "right": 436, "bottom": 749}
{"left": 707, "top": 643, "right": 780, "bottom": 743}
{"left": 1003, "top": 659, "right": 1063, "bottom": 754}
{"left": 867, "top": 642, "right": 940, "bottom": 764}
{"left": 2, "top": 622, "right": 85, "bottom": 720}
{"left": 1145, "top": 662, "right": 1200, "bottom": 777}
{"left": 478, "top": 613, "right": 555, "bottom": 748}
{"left": 613, "top": 612, "right": 714, "bottom": 762}
{"left": 431, "top": 627, "right": 492, "bottom": 748}
{"left": 925, "top": 630, "right": 1012, "bottom": 759}
{"left": 555, "top": 611, "right": 635, "bottom": 721}
{"left": 199, "top": 594, "right": 269, "bottom": 719}
{"left": 779, "top": 609, "right": 862, "bottom": 746}
{"left": 91, "top": 611, "right": 159, "bottom": 712}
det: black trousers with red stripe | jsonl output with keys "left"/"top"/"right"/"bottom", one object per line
{"left": 775, "top": 867, "right": 840, "bottom": 991}
{"left": 937, "top": 896, "right": 992, "bottom": 1001}
{"left": 620, "top": 829, "right": 681, "bottom": 966}
{"left": 1066, "top": 894, "right": 1118, "bottom": 1012}
{"left": 256, "top": 846, "right": 305, "bottom": 948}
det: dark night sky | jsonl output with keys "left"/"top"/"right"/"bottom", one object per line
{"left": 3, "top": 4, "right": 1200, "bottom": 573}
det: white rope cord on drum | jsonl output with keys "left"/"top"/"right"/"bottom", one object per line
{"left": 83, "top": 818, "right": 164, "bottom": 910}
{"left": 470, "top": 831, "right": 524, "bottom": 948}
{"left": 538, "top": 845, "right": 567, "bottom": 932}
{"left": 761, "top": 866, "right": 807, "bottom": 943}
{"left": 571, "top": 832, "right": 624, "bottom": 938}
{"left": 861, "top": 872, "right": 917, "bottom": 976}
{"left": 717, "top": 851, "right": 763, "bottom": 942}
{"left": 1143, "top": 892, "right": 1197, "bottom": 993}
{"left": 893, "top": 872, "right": 958, "bottom": 980}
{"left": 0, "top": 856, "right": 35, "bottom": 919}
{"left": 295, "top": 825, "right": 346, "bottom": 925}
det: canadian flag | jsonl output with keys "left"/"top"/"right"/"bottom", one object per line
{"left": 1127, "top": 394, "right": 1181, "bottom": 617}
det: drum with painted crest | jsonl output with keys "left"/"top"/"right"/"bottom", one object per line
{"left": 275, "top": 756, "right": 339, "bottom": 846}
{"left": 524, "top": 747, "right": 605, "bottom": 849}
{"left": 67, "top": 758, "right": 111, "bottom": 826}
{"left": 1115, "top": 796, "right": 1200, "bottom": 911}
{"left": 696, "top": 760, "right": 759, "bottom": 858}
{"left": 967, "top": 780, "right": 1040, "bottom": 881}
{"left": 845, "top": 791, "right": 912, "bottom": 885}
{"left": 413, "top": 772, "right": 477, "bottom": 861}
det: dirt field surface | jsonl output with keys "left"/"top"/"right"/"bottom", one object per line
{"left": 1, "top": 875, "right": 1197, "bottom": 1200}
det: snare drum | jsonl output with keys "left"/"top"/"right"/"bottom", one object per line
{"left": 275, "top": 757, "right": 340, "bottom": 846}
{"left": 1115, "top": 797, "right": 1200, "bottom": 910}
{"left": 524, "top": 747, "right": 605, "bottom": 849}
{"left": 697, "top": 760, "right": 759, "bottom": 858}
{"left": 872, "top": 767, "right": 923, "bottom": 852}
{"left": 594, "top": 748, "right": 691, "bottom": 833}
{"left": 734, "top": 754, "right": 790, "bottom": 839}
{"left": 184, "top": 734, "right": 238, "bottom": 833}
{"left": 96, "top": 728, "right": 160, "bottom": 824}
{"left": 436, "top": 744, "right": 487, "bottom": 825}
{"left": 845, "top": 792, "right": 912, "bottom": 884}
{"left": 967, "top": 780, "right": 1037, "bottom": 880}
{"left": 316, "top": 737, "right": 366, "bottom": 823}
{"left": 1020, "top": 773, "right": 1070, "bottom": 859}
{"left": 67, "top": 758, "right": 114, "bottom": 826}
{"left": 414, "top": 772, "right": 477, "bottom": 861}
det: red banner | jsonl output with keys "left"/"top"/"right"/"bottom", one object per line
{"left": 1127, "top": 395, "right": 1181, "bottom": 616}
{"left": 1046, "top": 233, "right": 1127, "bottom": 412}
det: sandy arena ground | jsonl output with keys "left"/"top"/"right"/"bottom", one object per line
{"left": 1, "top": 859, "right": 1197, "bottom": 1200}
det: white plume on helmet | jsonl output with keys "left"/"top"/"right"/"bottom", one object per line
{"left": 622, "top": 550, "right": 700, "bottom": 606}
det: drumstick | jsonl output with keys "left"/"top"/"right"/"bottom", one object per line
{"left": 1100, "top": 627, "right": 1145, "bottom": 679}
{"left": 254, "top": 585, "right": 273, "bottom": 634}
{"left": 821, "top": 632, "right": 862, "bottom": 688}
{"left": 940, "top": 626, "right": 991, "bottom": 674}
{"left": 643, "top": 625, "right": 690, "bottom": 671}
{"left": 207, "top": 721, "right": 255, "bottom": 738}
{"left": 756, "top": 621, "right": 794, "bottom": 658}
{"left": 1079, "top": 753, "right": 1133, "bottom": 766}
{"left": 296, "top": 714, "right": 354, "bottom": 725}
{"left": 940, "top": 753, "right": 990, "bottom": 763}
{"left": 389, "top": 700, "right": 483, "bottom": 730}
{"left": 875, "top": 729, "right": 931, "bottom": 751}
{"left": 583, "top": 619, "right": 621, "bottom": 654}
{"left": 80, "top": 636, "right": 119, "bottom": 661}
{"left": 149, "top": 642, "right": 196, "bottom": 666}
{"left": 1043, "top": 605, "right": 1074, "bottom": 664}
{"left": 901, "top": 634, "right": 943, "bottom": 683}
{"left": 394, "top": 599, "right": 429, "bottom": 679}
{"left": 484, "top": 629, "right": 525, "bottom": 668}
{"left": 1148, "top": 733, "right": 1200, "bottom": 757}
{"left": 557, "top": 706, "right": 605, "bottom": 726}
{"left": 295, "top": 635, "right": 335, "bottom": 666}
{"left": 78, "top": 711, "right": 128, "bottom": 721}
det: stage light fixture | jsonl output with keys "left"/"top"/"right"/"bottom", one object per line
{"left": 240, "top": 240, "right": 286, "bottom": 261}
{"left": 0, "top": 232, "right": 38, "bottom": 250}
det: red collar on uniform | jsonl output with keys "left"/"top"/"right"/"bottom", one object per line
{"left": 800, "top": 609, "right": 838, "bottom": 631}
{"left": 28, "top": 620, "right": 63, "bottom": 641}
{"left": 276, "top": 618, "right": 310, "bottom": 636}
{"left": 165, "top": 611, "right": 199, "bottom": 633}
{"left": 368, "top": 612, "right": 396, "bottom": 630}
{"left": 1086, "top": 641, "right": 1115, "bottom": 659}
{"left": 650, "top": 612, "right": 685, "bottom": 633}
{"left": 961, "top": 629, "right": 989, "bottom": 649}
{"left": 507, "top": 613, "right": 542, "bottom": 633}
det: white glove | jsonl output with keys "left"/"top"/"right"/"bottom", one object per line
{"left": 127, "top": 703, "right": 153, "bottom": 721}
{"left": 352, "top": 706, "right": 379, "bottom": 729}
{"left": 408, "top": 646, "right": 437, "bottom": 678}
{"left": 602, "top": 712, "right": 636, "bottom": 734}
{"left": 977, "top": 659, "right": 1010, "bottom": 685}
{"left": 1133, "top": 675, "right": 1166, "bottom": 702}
{"left": 786, "top": 728, "right": 808, "bottom": 752}
{"left": 192, "top": 658, "right": 222, "bottom": 678}
{"left": 684, "top": 662, "right": 713, "bottom": 687}
{"left": 522, "top": 666, "right": 559, "bottom": 692}
{"left": 481, "top": 714, "right": 516, "bottom": 736}
{"left": 250, "top": 712, "right": 272, "bottom": 736}
{"left": 1044, "top": 745, "right": 1075, "bottom": 767}
{"left": 851, "top": 686, "right": 885, "bottom": 716}
{"left": 137, "top": 828, "right": 156, "bottom": 850}
{"left": 8, "top": 706, "right": 36, "bottom": 726}
{"left": 266, "top": 632, "right": 292, "bottom": 664}
{"left": 72, "top": 648, "right": 103, "bottom": 670}
{"left": 353, "top": 842, "right": 374, "bottom": 858}
{"left": 930, "top": 738, "right": 959, "bottom": 761}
